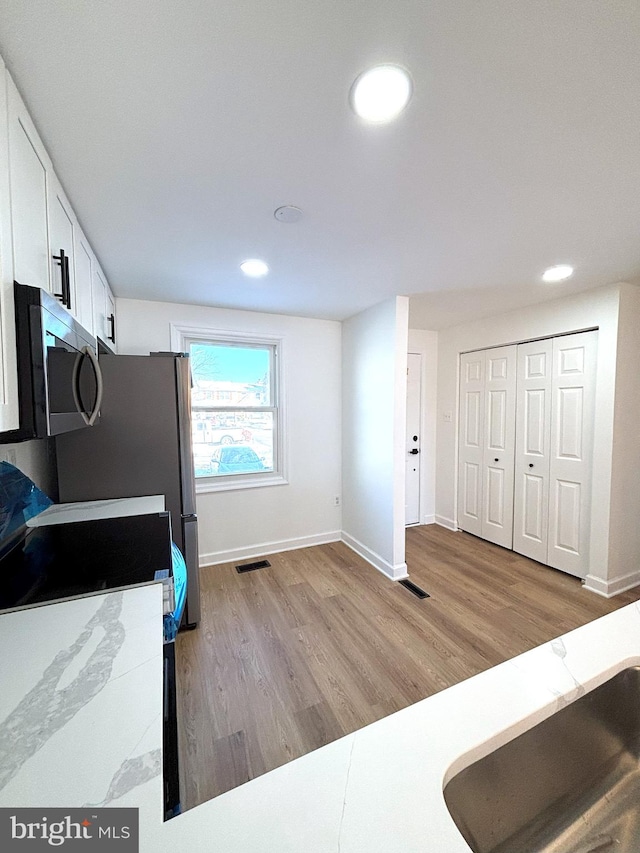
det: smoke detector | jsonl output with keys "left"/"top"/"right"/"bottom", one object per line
{"left": 274, "top": 205, "right": 303, "bottom": 223}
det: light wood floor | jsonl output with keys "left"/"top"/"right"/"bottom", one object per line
{"left": 176, "top": 525, "right": 640, "bottom": 810}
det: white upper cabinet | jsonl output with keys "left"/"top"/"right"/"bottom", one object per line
{"left": 5, "top": 68, "right": 113, "bottom": 335}
{"left": 0, "top": 61, "right": 116, "bottom": 435}
{"left": 105, "top": 287, "right": 116, "bottom": 350}
{"left": 6, "top": 74, "right": 51, "bottom": 293}
{"left": 47, "top": 173, "right": 76, "bottom": 312}
{"left": 92, "top": 262, "right": 107, "bottom": 343}
{"left": 0, "top": 58, "right": 19, "bottom": 432}
{"left": 73, "top": 227, "right": 95, "bottom": 334}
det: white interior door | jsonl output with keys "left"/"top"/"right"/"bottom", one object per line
{"left": 481, "top": 346, "right": 517, "bottom": 548}
{"left": 457, "top": 350, "right": 485, "bottom": 537}
{"left": 547, "top": 331, "right": 597, "bottom": 578}
{"left": 513, "top": 339, "right": 553, "bottom": 562}
{"left": 405, "top": 352, "right": 422, "bottom": 525}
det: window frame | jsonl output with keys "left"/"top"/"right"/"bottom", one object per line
{"left": 171, "top": 324, "right": 287, "bottom": 493}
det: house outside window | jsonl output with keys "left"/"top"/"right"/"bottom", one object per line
{"left": 173, "top": 327, "right": 286, "bottom": 492}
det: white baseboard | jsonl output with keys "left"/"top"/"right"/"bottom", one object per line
{"left": 341, "top": 531, "right": 408, "bottom": 581}
{"left": 435, "top": 515, "right": 458, "bottom": 532}
{"left": 583, "top": 570, "right": 640, "bottom": 598}
{"left": 199, "top": 530, "right": 341, "bottom": 567}
{"left": 421, "top": 514, "right": 436, "bottom": 525}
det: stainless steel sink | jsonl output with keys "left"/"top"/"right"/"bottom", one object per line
{"left": 443, "top": 666, "right": 640, "bottom": 853}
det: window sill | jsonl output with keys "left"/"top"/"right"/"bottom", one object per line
{"left": 195, "top": 473, "right": 289, "bottom": 494}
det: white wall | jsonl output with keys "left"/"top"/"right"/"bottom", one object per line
{"left": 116, "top": 298, "right": 342, "bottom": 565}
{"left": 408, "top": 329, "right": 438, "bottom": 525}
{"left": 435, "top": 284, "right": 622, "bottom": 589}
{"left": 342, "top": 297, "right": 409, "bottom": 579}
{"left": 605, "top": 283, "right": 640, "bottom": 593}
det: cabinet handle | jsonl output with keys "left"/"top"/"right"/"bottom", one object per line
{"left": 52, "top": 249, "right": 69, "bottom": 307}
{"left": 529, "top": 463, "right": 534, "bottom": 468}
{"left": 63, "top": 252, "right": 71, "bottom": 309}
{"left": 108, "top": 313, "right": 116, "bottom": 344}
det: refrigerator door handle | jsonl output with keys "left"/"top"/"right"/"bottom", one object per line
{"left": 181, "top": 514, "right": 200, "bottom": 628}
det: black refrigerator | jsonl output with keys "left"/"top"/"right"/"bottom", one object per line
{"left": 55, "top": 352, "right": 200, "bottom": 627}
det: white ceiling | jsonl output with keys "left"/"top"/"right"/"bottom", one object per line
{"left": 0, "top": 1, "right": 639, "bottom": 327}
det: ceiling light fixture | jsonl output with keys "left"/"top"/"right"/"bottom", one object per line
{"left": 240, "top": 259, "right": 269, "bottom": 278}
{"left": 350, "top": 64, "right": 412, "bottom": 123}
{"left": 542, "top": 264, "right": 574, "bottom": 283}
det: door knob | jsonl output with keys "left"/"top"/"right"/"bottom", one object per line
{"left": 409, "top": 449, "right": 419, "bottom": 455}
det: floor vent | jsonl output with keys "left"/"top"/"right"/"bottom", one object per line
{"left": 399, "top": 579, "right": 430, "bottom": 599}
{"left": 236, "top": 559, "right": 271, "bottom": 574}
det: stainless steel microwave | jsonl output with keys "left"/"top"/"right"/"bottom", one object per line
{"left": 1, "top": 283, "right": 103, "bottom": 443}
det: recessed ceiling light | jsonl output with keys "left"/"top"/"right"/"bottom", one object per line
{"left": 240, "top": 259, "right": 269, "bottom": 278}
{"left": 350, "top": 65, "right": 412, "bottom": 123}
{"left": 542, "top": 264, "right": 574, "bottom": 283}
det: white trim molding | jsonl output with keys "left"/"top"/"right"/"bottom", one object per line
{"left": 421, "top": 514, "right": 436, "bottom": 525}
{"left": 435, "top": 515, "right": 458, "bottom": 532}
{"left": 199, "top": 530, "right": 341, "bottom": 568}
{"left": 583, "top": 570, "right": 640, "bottom": 598}
{"left": 341, "top": 532, "right": 409, "bottom": 581}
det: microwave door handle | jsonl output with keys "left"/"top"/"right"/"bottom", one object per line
{"left": 71, "top": 347, "right": 103, "bottom": 426}
{"left": 71, "top": 350, "right": 89, "bottom": 425}
{"left": 84, "top": 346, "right": 103, "bottom": 426}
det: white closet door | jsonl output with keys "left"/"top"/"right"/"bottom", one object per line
{"left": 547, "top": 331, "right": 598, "bottom": 578}
{"left": 481, "top": 346, "right": 517, "bottom": 548}
{"left": 457, "top": 351, "right": 485, "bottom": 537}
{"left": 513, "top": 339, "right": 553, "bottom": 562}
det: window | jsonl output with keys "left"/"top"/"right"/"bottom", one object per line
{"left": 181, "top": 331, "right": 284, "bottom": 491}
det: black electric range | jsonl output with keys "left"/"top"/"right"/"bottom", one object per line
{"left": 0, "top": 512, "right": 172, "bottom": 614}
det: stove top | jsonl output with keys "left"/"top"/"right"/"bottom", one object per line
{"left": 0, "top": 513, "right": 172, "bottom": 613}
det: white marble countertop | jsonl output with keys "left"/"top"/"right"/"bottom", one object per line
{"left": 27, "top": 495, "right": 166, "bottom": 526}
{"left": 0, "top": 585, "right": 164, "bottom": 837}
{"left": 1, "top": 585, "right": 639, "bottom": 852}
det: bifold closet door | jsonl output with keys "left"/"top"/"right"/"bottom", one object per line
{"left": 547, "top": 331, "right": 597, "bottom": 578}
{"left": 481, "top": 347, "right": 517, "bottom": 547}
{"left": 458, "top": 346, "right": 516, "bottom": 547}
{"left": 513, "top": 339, "right": 553, "bottom": 562}
{"left": 458, "top": 350, "right": 485, "bottom": 537}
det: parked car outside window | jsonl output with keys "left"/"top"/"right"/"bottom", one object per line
{"left": 210, "top": 446, "right": 265, "bottom": 474}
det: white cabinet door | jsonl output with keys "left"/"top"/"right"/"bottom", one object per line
{"left": 547, "top": 331, "right": 598, "bottom": 578}
{"left": 6, "top": 75, "right": 51, "bottom": 292}
{"left": 73, "top": 229, "right": 94, "bottom": 334}
{"left": 47, "top": 174, "right": 76, "bottom": 312}
{"left": 105, "top": 287, "right": 116, "bottom": 351}
{"left": 0, "top": 58, "right": 20, "bottom": 431}
{"left": 481, "top": 346, "right": 517, "bottom": 548}
{"left": 92, "top": 263, "right": 108, "bottom": 343}
{"left": 513, "top": 339, "right": 553, "bottom": 563}
{"left": 458, "top": 350, "right": 485, "bottom": 537}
